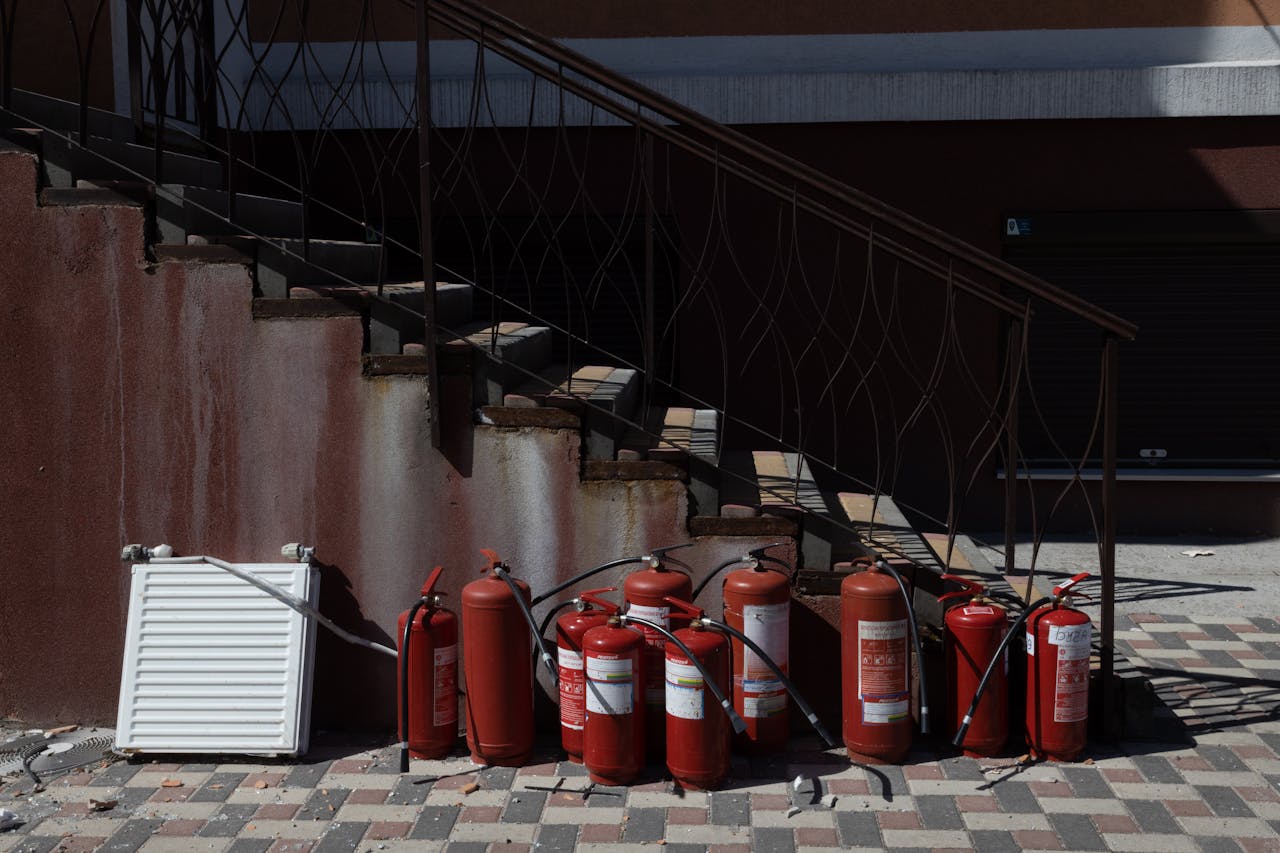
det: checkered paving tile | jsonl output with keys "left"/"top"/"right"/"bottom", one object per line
{"left": 2, "top": 615, "right": 1278, "bottom": 851}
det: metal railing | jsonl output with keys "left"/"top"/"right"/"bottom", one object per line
{"left": 0, "top": 0, "right": 1135, "bottom": 711}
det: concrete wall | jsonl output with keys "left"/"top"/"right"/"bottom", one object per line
{"left": 0, "top": 144, "right": 790, "bottom": 729}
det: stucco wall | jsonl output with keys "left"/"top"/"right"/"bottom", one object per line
{"left": 0, "top": 144, "right": 792, "bottom": 729}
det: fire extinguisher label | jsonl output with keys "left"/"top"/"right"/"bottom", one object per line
{"left": 1049, "top": 629, "right": 1091, "bottom": 723}
{"left": 558, "top": 648, "right": 586, "bottom": 731}
{"left": 1026, "top": 631, "right": 1035, "bottom": 656}
{"left": 434, "top": 644, "right": 458, "bottom": 727}
{"left": 858, "top": 619, "right": 910, "bottom": 725}
{"left": 665, "top": 658, "right": 705, "bottom": 720}
{"left": 743, "top": 693, "right": 787, "bottom": 718}
{"left": 628, "top": 603, "right": 670, "bottom": 627}
{"left": 586, "top": 655, "right": 634, "bottom": 715}
{"left": 742, "top": 602, "right": 789, "bottom": 680}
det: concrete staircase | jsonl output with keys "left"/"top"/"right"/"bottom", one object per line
{"left": 0, "top": 91, "right": 1025, "bottom": 731}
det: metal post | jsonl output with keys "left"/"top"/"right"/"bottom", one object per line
{"left": 1100, "top": 334, "right": 1119, "bottom": 715}
{"left": 415, "top": 0, "right": 440, "bottom": 447}
{"left": 642, "top": 132, "right": 655, "bottom": 416}
{"left": 1004, "top": 317, "right": 1022, "bottom": 580}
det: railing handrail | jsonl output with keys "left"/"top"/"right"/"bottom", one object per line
{"left": 409, "top": 0, "right": 1137, "bottom": 342}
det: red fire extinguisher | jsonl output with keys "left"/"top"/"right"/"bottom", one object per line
{"left": 939, "top": 574, "right": 1009, "bottom": 758}
{"left": 581, "top": 601, "right": 647, "bottom": 785}
{"left": 656, "top": 597, "right": 734, "bottom": 790}
{"left": 462, "top": 549, "right": 556, "bottom": 767}
{"left": 397, "top": 567, "right": 458, "bottom": 769}
{"left": 720, "top": 551, "right": 792, "bottom": 753}
{"left": 555, "top": 588, "right": 618, "bottom": 764}
{"left": 623, "top": 549, "right": 694, "bottom": 758}
{"left": 1026, "top": 572, "right": 1092, "bottom": 762}
{"left": 841, "top": 557, "right": 926, "bottom": 764}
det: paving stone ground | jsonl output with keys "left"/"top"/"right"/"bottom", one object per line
{"left": 2, "top": 613, "right": 1278, "bottom": 852}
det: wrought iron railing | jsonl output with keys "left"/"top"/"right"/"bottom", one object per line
{"left": 0, "top": 0, "right": 1136, "bottom": 710}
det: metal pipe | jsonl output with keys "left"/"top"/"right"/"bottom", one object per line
{"left": 1100, "top": 335, "right": 1119, "bottom": 729}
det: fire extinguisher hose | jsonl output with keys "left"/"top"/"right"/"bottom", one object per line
{"left": 493, "top": 565, "right": 561, "bottom": 687}
{"left": 951, "top": 595, "right": 1051, "bottom": 747}
{"left": 620, "top": 615, "right": 748, "bottom": 734}
{"left": 537, "top": 597, "right": 580, "bottom": 639}
{"left": 398, "top": 596, "right": 429, "bottom": 773}
{"left": 875, "top": 561, "right": 932, "bottom": 734}
{"left": 530, "top": 556, "right": 645, "bottom": 607}
{"left": 699, "top": 617, "right": 838, "bottom": 749}
{"left": 689, "top": 552, "right": 791, "bottom": 602}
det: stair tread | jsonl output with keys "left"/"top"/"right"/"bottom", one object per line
{"left": 837, "top": 490, "right": 942, "bottom": 570}
{"left": 513, "top": 363, "right": 634, "bottom": 402}
{"left": 443, "top": 320, "right": 547, "bottom": 349}
{"left": 649, "top": 407, "right": 719, "bottom": 461}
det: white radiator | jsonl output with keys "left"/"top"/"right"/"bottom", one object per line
{"left": 115, "top": 558, "right": 319, "bottom": 756}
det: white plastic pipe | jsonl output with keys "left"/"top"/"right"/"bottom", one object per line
{"left": 150, "top": 554, "right": 397, "bottom": 659}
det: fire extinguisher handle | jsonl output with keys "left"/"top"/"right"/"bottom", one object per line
{"left": 1052, "top": 571, "right": 1092, "bottom": 597}
{"left": 479, "top": 549, "right": 502, "bottom": 574}
{"left": 940, "top": 574, "right": 983, "bottom": 602}
{"left": 662, "top": 595, "right": 704, "bottom": 621}
{"left": 577, "top": 588, "right": 621, "bottom": 613}
{"left": 420, "top": 566, "right": 445, "bottom": 599}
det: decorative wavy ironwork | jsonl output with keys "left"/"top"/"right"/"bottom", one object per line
{"left": 0, "top": 0, "right": 1135, "bottom": 697}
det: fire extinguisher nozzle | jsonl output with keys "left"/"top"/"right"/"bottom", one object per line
{"left": 398, "top": 744, "right": 410, "bottom": 774}
{"left": 919, "top": 706, "right": 931, "bottom": 735}
{"left": 722, "top": 700, "right": 748, "bottom": 734}
{"left": 808, "top": 713, "right": 838, "bottom": 750}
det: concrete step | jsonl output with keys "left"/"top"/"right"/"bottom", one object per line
{"left": 719, "top": 450, "right": 847, "bottom": 571}
{"left": 444, "top": 321, "right": 554, "bottom": 408}
{"left": 1, "top": 90, "right": 133, "bottom": 143}
{"left": 371, "top": 281, "right": 473, "bottom": 354}
{"left": 291, "top": 281, "right": 474, "bottom": 354}
{"left": 514, "top": 364, "right": 641, "bottom": 460}
{"left": 157, "top": 186, "right": 306, "bottom": 244}
{"left": 836, "top": 491, "right": 948, "bottom": 625}
{"left": 47, "top": 136, "right": 222, "bottom": 190}
{"left": 646, "top": 407, "right": 720, "bottom": 516}
{"left": 202, "top": 236, "right": 383, "bottom": 297}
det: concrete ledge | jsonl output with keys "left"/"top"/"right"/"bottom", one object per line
{"left": 251, "top": 297, "right": 360, "bottom": 319}
{"left": 583, "top": 460, "right": 686, "bottom": 481}
{"left": 362, "top": 354, "right": 429, "bottom": 376}
{"left": 689, "top": 514, "right": 797, "bottom": 537}
{"left": 478, "top": 405, "right": 579, "bottom": 430}
{"left": 39, "top": 186, "right": 142, "bottom": 208}
{"left": 155, "top": 244, "right": 252, "bottom": 266}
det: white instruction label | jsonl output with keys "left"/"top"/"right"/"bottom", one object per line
{"left": 628, "top": 603, "right": 670, "bottom": 627}
{"left": 742, "top": 602, "right": 789, "bottom": 679}
{"left": 586, "top": 654, "right": 633, "bottom": 715}
{"left": 558, "top": 647, "right": 586, "bottom": 731}
{"left": 858, "top": 619, "right": 909, "bottom": 725}
{"left": 665, "top": 658, "right": 705, "bottom": 720}
{"left": 1049, "top": 625, "right": 1091, "bottom": 723}
{"left": 1026, "top": 631, "right": 1035, "bottom": 656}
{"left": 743, "top": 692, "right": 787, "bottom": 718}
